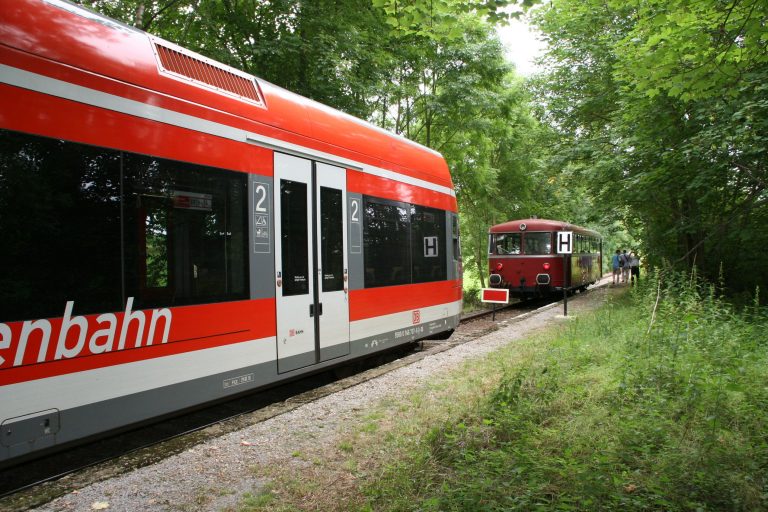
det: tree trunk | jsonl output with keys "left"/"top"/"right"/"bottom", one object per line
{"left": 133, "top": 3, "right": 145, "bottom": 28}
{"left": 476, "top": 242, "right": 486, "bottom": 288}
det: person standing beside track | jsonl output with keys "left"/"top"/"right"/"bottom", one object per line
{"left": 620, "top": 249, "right": 630, "bottom": 283}
{"left": 611, "top": 249, "right": 621, "bottom": 285}
{"left": 629, "top": 251, "right": 640, "bottom": 285}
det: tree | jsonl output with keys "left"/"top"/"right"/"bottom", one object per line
{"left": 532, "top": 0, "right": 768, "bottom": 294}
{"left": 376, "top": 15, "right": 543, "bottom": 286}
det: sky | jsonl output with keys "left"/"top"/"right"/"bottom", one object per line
{"left": 495, "top": 17, "right": 547, "bottom": 76}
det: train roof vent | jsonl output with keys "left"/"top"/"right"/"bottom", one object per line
{"left": 151, "top": 38, "right": 266, "bottom": 108}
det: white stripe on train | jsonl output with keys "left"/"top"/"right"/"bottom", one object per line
{"left": 0, "top": 298, "right": 170, "bottom": 367}
{"left": 0, "top": 299, "right": 462, "bottom": 418}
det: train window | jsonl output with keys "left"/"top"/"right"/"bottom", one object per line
{"left": 123, "top": 154, "right": 249, "bottom": 307}
{"left": 524, "top": 232, "right": 552, "bottom": 255}
{"left": 0, "top": 130, "right": 250, "bottom": 320}
{"left": 363, "top": 198, "right": 411, "bottom": 288}
{"left": 492, "top": 233, "right": 521, "bottom": 255}
{"left": 278, "top": 179, "right": 310, "bottom": 297}
{"left": 320, "top": 186, "right": 344, "bottom": 292}
{"left": 411, "top": 205, "right": 446, "bottom": 283}
{"left": 452, "top": 215, "right": 461, "bottom": 261}
{"left": 0, "top": 130, "right": 123, "bottom": 322}
{"left": 452, "top": 215, "right": 461, "bottom": 279}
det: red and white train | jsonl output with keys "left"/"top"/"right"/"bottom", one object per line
{"left": 488, "top": 219, "right": 602, "bottom": 298}
{"left": 0, "top": 0, "right": 461, "bottom": 466}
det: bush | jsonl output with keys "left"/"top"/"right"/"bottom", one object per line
{"left": 462, "top": 283, "right": 483, "bottom": 313}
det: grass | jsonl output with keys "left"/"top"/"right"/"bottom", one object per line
{"left": 359, "top": 271, "right": 768, "bottom": 511}
{"left": 238, "top": 490, "right": 277, "bottom": 510}
{"left": 238, "top": 270, "right": 768, "bottom": 511}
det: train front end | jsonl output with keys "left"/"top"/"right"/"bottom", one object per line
{"left": 488, "top": 219, "right": 603, "bottom": 299}
{"left": 488, "top": 220, "right": 561, "bottom": 299}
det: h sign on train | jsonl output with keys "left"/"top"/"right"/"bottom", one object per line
{"left": 556, "top": 231, "right": 573, "bottom": 254}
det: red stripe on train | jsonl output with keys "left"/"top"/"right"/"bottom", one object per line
{"left": 0, "top": 299, "right": 275, "bottom": 386}
{"left": 349, "top": 280, "right": 462, "bottom": 321}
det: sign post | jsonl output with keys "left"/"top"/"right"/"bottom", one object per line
{"left": 556, "top": 231, "right": 573, "bottom": 316}
{"left": 480, "top": 288, "right": 509, "bottom": 321}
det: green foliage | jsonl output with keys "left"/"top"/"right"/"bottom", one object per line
{"left": 532, "top": 0, "right": 768, "bottom": 296}
{"left": 364, "top": 273, "right": 768, "bottom": 510}
{"left": 461, "top": 281, "right": 483, "bottom": 313}
{"left": 612, "top": 0, "right": 768, "bottom": 104}
{"left": 371, "top": 0, "right": 530, "bottom": 36}
{"left": 613, "top": 270, "right": 768, "bottom": 509}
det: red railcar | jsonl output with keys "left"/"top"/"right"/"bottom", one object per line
{"left": 488, "top": 219, "right": 602, "bottom": 298}
{"left": 0, "top": 0, "right": 461, "bottom": 466}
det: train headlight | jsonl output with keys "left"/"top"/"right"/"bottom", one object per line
{"left": 495, "top": 262, "right": 504, "bottom": 271}
{"left": 543, "top": 262, "right": 551, "bottom": 271}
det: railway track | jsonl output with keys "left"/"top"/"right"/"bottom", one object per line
{"left": 0, "top": 295, "right": 564, "bottom": 510}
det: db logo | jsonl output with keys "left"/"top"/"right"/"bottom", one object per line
{"left": 412, "top": 310, "right": 421, "bottom": 325}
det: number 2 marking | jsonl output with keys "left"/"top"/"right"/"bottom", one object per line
{"left": 255, "top": 184, "right": 268, "bottom": 212}
{"left": 350, "top": 199, "right": 359, "bottom": 222}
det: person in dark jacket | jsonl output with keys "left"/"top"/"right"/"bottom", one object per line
{"left": 629, "top": 251, "right": 640, "bottom": 285}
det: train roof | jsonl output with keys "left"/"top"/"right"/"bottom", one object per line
{"left": 0, "top": 0, "right": 452, "bottom": 190}
{"left": 490, "top": 218, "right": 601, "bottom": 238}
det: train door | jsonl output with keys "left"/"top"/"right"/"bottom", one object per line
{"left": 273, "top": 153, "right": 349, "bottom": 373}
{"left": 315, "top": 162, "right": 350, "bottom": 362}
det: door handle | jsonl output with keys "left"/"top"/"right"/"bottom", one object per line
{"left": 309, "top": 303, "right": 323, "bottom": 317}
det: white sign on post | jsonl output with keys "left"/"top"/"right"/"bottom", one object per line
{"left": 556, "top": 231, "right": 573, "bottom": 254}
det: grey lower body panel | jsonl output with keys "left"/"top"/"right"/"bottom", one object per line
{"left": 0, "top": 315, "right": 459, "bottom": 466}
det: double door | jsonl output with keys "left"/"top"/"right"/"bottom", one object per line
{"left": 274, "top": 153, "right": 349, "bottom": 373}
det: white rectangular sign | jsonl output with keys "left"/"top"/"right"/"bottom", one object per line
{"left": 556, "top": 231, "right": 573, "bottom": 254}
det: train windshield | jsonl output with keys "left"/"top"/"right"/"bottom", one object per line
{"left": 490, "top": 233, "right": 521, "bottom": 255}
{"left": 524, "top": 232, "right": 552, "bottom": 255}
